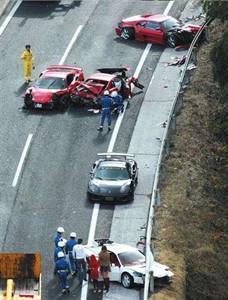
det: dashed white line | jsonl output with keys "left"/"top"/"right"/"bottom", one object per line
{"left": 12, "top": 134, "right": 33, "bottom": 187}
{"left": 0, "top": 0, "right": 23, "bottom": 37}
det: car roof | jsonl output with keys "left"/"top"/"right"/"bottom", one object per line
{"left": 85, "top": 242, "right": 139, "bottom": 256}
{"left": 98, "top": 160, "right": 127, "bottom": 168}
{"left": 88, "top": 72, "right": 115, "bottom": 81}
{"left": 41, "top": 65, "right": 82, "bottom": 79}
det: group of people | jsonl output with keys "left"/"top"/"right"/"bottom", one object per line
{"left": 54, "top": 227, "right": 111, "bottom": 295}
{"left": 97, "top": 90, "right": 124, "bottom": 132}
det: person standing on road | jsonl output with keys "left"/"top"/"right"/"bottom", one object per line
{"left": 111, "top": 90, "right": 124, "bottom": 114}
{"left": 65, "top": 232, "right": 77, "bottom": 275}
{"left": 97, "top": 90, "right": 113, "bottom": 131}
{"left": 72, "top": 238, "right": 87, "bottom": 284}
{"left": 98, "top": 245, "right": 111, "bottom": 293}
{"left": 54, "top": 227, "right": 65, "bottom": 247}
{"left": 53, "top": 240, "right": 66, "bottom": 275}
{"left": 55, "top": 251, "right": 70, "bottom": 294}
{"left": 21, "top": 45, "right": 35, "bottom": 83}
{"left": 88, "top": 255, "right": 101, "bottom": 293}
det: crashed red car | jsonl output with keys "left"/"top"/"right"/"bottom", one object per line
{"left": 115, "top": 14, "right": 206, "bottom": 47}
{"left": 23, "top": 65, "right": 84, "bottom": 111}
{"left": 71, "top": 67, "right": 143, "bottom": 107}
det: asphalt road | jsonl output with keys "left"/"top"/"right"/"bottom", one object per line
{"left": 0, "top": 0, "right": 187, "bottom": 299}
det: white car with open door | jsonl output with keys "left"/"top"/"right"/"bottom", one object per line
{"left": 85, "top": 240, "right": 173, "bottom": 288}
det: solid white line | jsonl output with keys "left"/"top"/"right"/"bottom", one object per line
{"left": 12, "top": 134, "right": 33, "bottom": 187}
{"left": 81, "top": 2, "right": 174, "bottom": 299}
{"left": 163, "top": 0, "right": 174, "bottom": 16}
{"left": 59, "top": 25, "right": 83, "bottom": 65}
{"left": 0, "top": 0, "right": 23, "bottom": 37}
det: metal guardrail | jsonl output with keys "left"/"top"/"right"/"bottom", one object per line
{"left": 143, "top": 20, "right": 210, "bottom": 300}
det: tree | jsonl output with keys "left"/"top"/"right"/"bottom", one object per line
{"left": 202, "top": 0, "right": 228, "bottom": 22}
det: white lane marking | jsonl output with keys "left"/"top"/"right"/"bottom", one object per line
{"left": 0, "top": 0, "right": 22, "bottom": 37}
{"left": 82, "top": 2, "right": 174, "bottom": 299}
{"left": 59, "top": 25, "right": 83, "bottom": 65}
{"left": 163, "top": 0, "right": 174, "bottom": 16}
{"left": 12, "top": 134, "right": 33, "bottom": 187}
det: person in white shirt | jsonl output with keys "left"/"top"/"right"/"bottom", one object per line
{"left": 72, "top": 238, "right": 87, "bottom": 284}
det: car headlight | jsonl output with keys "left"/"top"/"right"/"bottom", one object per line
{"left": 132, "top": 271, "right": 143, "bottom": 277}
{"left": 120, "top": 182, "right": 130, "bottom": 193}
{"left": 88, "top": 181, "right": 100, "bottom": 193}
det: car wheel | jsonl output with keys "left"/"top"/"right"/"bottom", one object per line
{"left": 59, "top": 95, "right": 70, "bottom": 112}
{"left": 121, "top": 27, "right": 135, "bottom": 40}
{"left": 24, "top": 94, "right": 33, "bottom": 109}
{"left": 121, "top": 272, "right": 134, "bottom": 288}
{"left": 166, "top": 32, "right": 177, "bottom": 48}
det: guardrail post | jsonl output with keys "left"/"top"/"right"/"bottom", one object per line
{"left": 155, "top": 189, "right": 160, "bottom": 206}
{"left": 175, "top": 90, "right": 184, "bottom": 114}
{"left": 149, "top": 271, "right": 154, "bottom": 294}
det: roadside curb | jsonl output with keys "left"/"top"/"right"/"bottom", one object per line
{"left": 0, "top": 0, "right": 11, "bottom": 18}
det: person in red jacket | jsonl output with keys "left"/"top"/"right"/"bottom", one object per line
{"left": 88, "top": 255, "right": 101, "bottom": 293}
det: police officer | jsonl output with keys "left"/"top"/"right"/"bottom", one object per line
{"left": 111, "top": 90, "right": 124, "bottom": 114}
{"left": 97, "top": 90, "right": 113, "bottom": 131}
{"left": 65, "top": 232, "right": 77, "bottom": 275}
{"left": 54, "top": 227, "right": 65, "bottom": 247}
{"left": 55, "top": 252, "right": 70, "bottom": 294}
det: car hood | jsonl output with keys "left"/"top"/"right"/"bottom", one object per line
{"left": 127, "top": 261, "right": 173, "bottom": 278}
{"left": 27, "top": 87, "right": 59, "bottom": 103}
{"left": 90, "top": 178, "right": 131, "bottom": 194}
{"left": 181, "top": 23, "right": 201, "bottom": 32}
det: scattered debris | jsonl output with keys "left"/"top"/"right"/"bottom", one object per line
{"left": 187, "top": 63, "right": 197, "bottom": 70}
{"left": 175, "top": 44, "right": 190, "bottom": 51}
{"left": 88, "top": 108, "right": 100, "bottom": 114}
{"left": 166, "top": 55, "right": 186, "bottom": 66}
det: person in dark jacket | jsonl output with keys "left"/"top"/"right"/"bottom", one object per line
{"left": 98, "top": 245, "right": 111, "bottom": 293}
{"left": 55, "top": 252, "right": 70, "bottom": 294}
{"left": 97, "top": 90, "right": 113, "bottom": 131}
{"left": 111, "top": 90, "right": 124, "bottom": 114}
{"left": 65, "top": 232, "right": 77, "bottom": 275}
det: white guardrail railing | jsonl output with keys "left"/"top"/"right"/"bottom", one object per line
{"left": 143, "top": 19, "right": 210, "bottom": 300}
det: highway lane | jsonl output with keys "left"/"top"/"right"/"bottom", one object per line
{"left": 0, "top": 1, "right": 179, "bottom": 299}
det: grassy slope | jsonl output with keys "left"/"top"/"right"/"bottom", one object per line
{"left": 151, "top": 23, "right": 228, "bottom": 300}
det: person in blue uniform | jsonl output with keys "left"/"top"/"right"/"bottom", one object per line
{"left": 54, "top": 227, "right": 65, "bottom": 247}
{"left": 54, "top": 240, "right": 66, "bottom": 275}
{"left": 65, "top": 232, "right": 77, "bottom": 275}
{"left": 111, "top": 90, "right": 124, "bottom": 114}
{"left": 55, "top": 251, "right": 70, "bottom": 294}
{"left": 97, "top": 90, "right": 113, "bottom": 131}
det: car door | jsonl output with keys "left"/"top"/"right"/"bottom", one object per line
{"left": 135, "top": 21, "right": 164, "bottom": 44}
{"left": 109, "top": 252, "right": 121, "bottom": 282}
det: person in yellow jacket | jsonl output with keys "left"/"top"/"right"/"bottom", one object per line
{"left": 21, "top": 44, "right": 35, "bottom": 83}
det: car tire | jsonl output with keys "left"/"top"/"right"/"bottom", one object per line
{"left": 24, "top": 94, "right": 33, "bottom": 109}
{"left": 166, "top": 32, "right": 177, "bottom": 48}
{"left": 121, "top": 272, "right": 134, "bottom": 288}
{"left": 59, "top": 95, "right": 70, "bottom": 112}
{"left": 121, "top": 27, "right": 135, "bottom": 40}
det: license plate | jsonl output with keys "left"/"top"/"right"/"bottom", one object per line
{"left": 106, "top": 197, "right": 113, "bottom": 201}
{"left": 35, "top": 103, "right": 42, "bottom": 108}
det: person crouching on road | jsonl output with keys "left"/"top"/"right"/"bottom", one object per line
{"left": 98, "top": 245, "right": 111, "bottom": 293}
{"left": 21, "top": 44, "right": 35, "bottom": 83}
{"left": 88, "top": 255, "right": 101, "bottom": 293}
{"left": 66, "top": 232, "right": 77, "bottom": 276}
{"left": 54, "top": 227, "right": 65, "bottom": 247}
{"left": 97, "top": 90, "right": 113, "bottom": 131}
{"left": 111, "top": 90, "right": 124, "bottom": 114}
{"left": 72, "top": 238, "right": 87, "bottom": 284}
{"left": 55, "top": 251, "right": 70, "bottom": 294}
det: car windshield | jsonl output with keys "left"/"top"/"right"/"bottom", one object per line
{"left": 95, "top": 166, "right": 129, "bottom": 180}
{"left": 162, "top": 17, "right": 180, "bottom": 31}
{"left": 35, "top": 77, "right": 66, "bottom": 90}
{"left": 118, "top": 250, "right": 145, "bottom": 266}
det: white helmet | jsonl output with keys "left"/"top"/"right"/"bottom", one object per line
{"left": 103, "top": 90, "right": 109, "bottom": 95}
{"left": 57, "top": 227, "right": 65, "bottom": 233}
{"left": 70, "top": 232, "right": 77, "bottom": 238}
{"left": 57, "top": 241, "right": 65, "bottom": 248}
{"left": 57, "top": 251, "right": 65, "bottom": 258}
{"left": 111, "top": 91, "right": 118, "bottom": 97}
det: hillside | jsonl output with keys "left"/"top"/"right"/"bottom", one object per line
{"left": 151, "top": 21, "right": 228, "bottom": 300}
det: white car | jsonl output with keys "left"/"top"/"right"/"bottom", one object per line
{"left": 85, "top": 240, "right": 173, "bottom": 288}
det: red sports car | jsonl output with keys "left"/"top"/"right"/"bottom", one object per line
{"left": 71, "top": 67, "right": 143, "bottom": 107}
{"left": 115, "top": 14, "right": 206, "bottom": 47}
{"left": 23, "top": 65, "right": 84, "bottom": 111}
